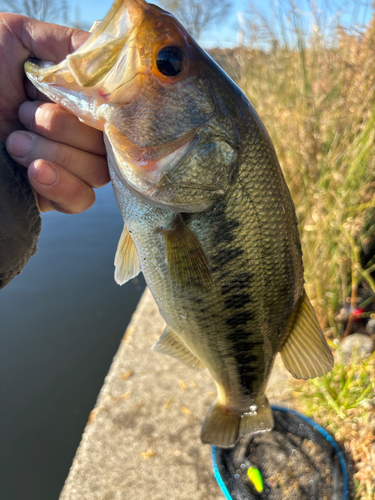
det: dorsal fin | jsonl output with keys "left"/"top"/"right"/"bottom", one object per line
{"left": 114, "top": 226, "right": 141, "bottom": 285}
{"left": 280, "top": 291, "right": 334, "bottom": 379}
{"left": 152, "top": 326, "right": 206, "bottom": 370}
{"left": 162, "top": 215, "right": 211, "bottom": 290}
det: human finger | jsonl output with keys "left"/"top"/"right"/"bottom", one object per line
{"left": 19, "top": 101, "right": 106, "bottom": 155}
{"left": 6, "top": 131, "right": 109, "bottom": 188}
{"left": 11, "top": 15, "right": 90, "bottom": 63}
{"left": 28, "top": 159, "right": 96, "bottom": 214}
{"left": 0, "top": 14, "right": 90, "bottom": 142}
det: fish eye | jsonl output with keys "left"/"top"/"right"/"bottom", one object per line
{"left": 156, "top": 46, "right": 184, "bottom": 77}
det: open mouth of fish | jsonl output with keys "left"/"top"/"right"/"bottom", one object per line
{"left": 24, "top": 0, "right": 227, "bottom": 212}
{"left": 26, "top": 57, "right": 212, "bottom": 205}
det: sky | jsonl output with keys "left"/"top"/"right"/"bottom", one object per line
{"left": 60, "top": 0, "right": 373, "bottom": 48}
{"left": 2, "top": 0, "right": 373, "bottom": 48}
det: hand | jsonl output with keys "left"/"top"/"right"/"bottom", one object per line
{"left": 0, "top": 14, "right": 109, "bottom": 213}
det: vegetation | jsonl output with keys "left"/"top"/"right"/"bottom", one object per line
{"left": 160, "top": 0, "right": 231, "bottom": 39}
{"left": 211, "top": 1, "right": 375, "bottom": 333}
{"left": 210, "top": 2, "right": 375, "bottom": 497}
{"left": 294, "top": 345, "right": 375, "bottom": 499}
{"left": 0, "top": 0, "right": 66, "bottom": 22}
{"left": 0, "top": 0, "right": 89, "bottom": 29}
{"left": 1, "top": 0, "right": 374, "bottom": 495}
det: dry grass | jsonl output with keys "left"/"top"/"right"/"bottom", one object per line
{"left": 293, "top": 347, "right": 375, "bottom": 499}
{"left": 211, "top": 1, "right": 375, "bottom": 331}
{"left": 210, "top": 2, "right": 375, "bottom": 497}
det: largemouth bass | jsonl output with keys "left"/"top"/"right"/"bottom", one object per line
{"left": 25, "top": 0, "right": 333, "bottom": 448}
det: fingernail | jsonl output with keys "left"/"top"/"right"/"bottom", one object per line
{"left": 19, "top": 101, "right": 39, "bottom": 129}
{"left": 6, "top": 132, "right": 33, "bottom": 158}
{"left": 32, "top": 160, "right": 58, "bottom": 186}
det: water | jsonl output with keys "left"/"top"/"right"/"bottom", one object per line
{"left": 0, "top": 184, "right": 146, "bottom": 500}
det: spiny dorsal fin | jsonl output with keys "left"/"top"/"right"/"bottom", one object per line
{"left": 162, "top": 215, "right": 211, "bottom": 290}
{"left": 114, "top": 226, "right": 140, "bottom": 285}
{"left": 280, "top": 291, "right": 334, "bottom": 379}
{"left": 152, "top": 326, "right": 206, "bottom": 370}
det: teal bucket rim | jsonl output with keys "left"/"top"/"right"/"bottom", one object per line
{"left": 211, "top": 405, "right": 349, "bottom": 500}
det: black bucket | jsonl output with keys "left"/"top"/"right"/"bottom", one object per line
{"left": 212, "top": 406, "right": 354, "bottom": 500}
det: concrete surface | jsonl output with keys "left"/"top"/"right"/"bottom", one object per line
{"left": 59, "top": 289, "right": 294, "bottom": 500}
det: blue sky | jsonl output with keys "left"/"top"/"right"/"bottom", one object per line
{"left": 64, "top": 0, "right": 373, "bottom": 48}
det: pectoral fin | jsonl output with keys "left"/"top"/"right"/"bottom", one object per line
{"left": 152, "top": 326, "right": 206, "bottom": 370}
{"left": 162, "top": 215, "right": 211, "bottom": 290}
{"left": 280, "top": 291, "right": 334, "bottom": 379}
{"left": 114, "top": 226, "right": 141, "bottom": 285}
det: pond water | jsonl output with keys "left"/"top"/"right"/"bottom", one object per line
{"left": 0, "top": 184, "right": 146, "bottom": 500}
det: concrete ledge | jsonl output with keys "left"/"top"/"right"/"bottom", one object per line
{"left": 60, "top": 289, "right": 294, "bottom": 500}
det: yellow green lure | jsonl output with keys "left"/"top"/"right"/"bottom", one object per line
{"left": 247, "top": 466, "right": 264, "bottom": 493}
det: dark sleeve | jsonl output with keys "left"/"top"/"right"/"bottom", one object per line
{"left": 0, "top": 140, "right": 42, "bottom": 289}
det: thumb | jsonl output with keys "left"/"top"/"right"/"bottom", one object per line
{"left": 12, "top": 14, "right": 90, "bottom": 62}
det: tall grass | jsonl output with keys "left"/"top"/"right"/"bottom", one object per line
{"left": 212, "top": 0, "right": 375, "bottom": 333}
{"left": 293, "top": 344, "right": 375, "bottom": 499}
{"left": 211, "top": 3, "right": 375, "bottom": 497}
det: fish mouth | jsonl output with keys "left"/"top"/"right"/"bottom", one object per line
{"left": 24, "top": 0, "right": 208, "bottom": 211}
{"left": 25, "top": 60, "right": 111, "bottom": 131}
{"left": 25, "top": 0, "right": 236, "bottom": 213}
{"left": 25, "top": 58, "right": 146, "bottom": 132}
{"left": 24, "top": 0, "right": 150, "bottom": 129}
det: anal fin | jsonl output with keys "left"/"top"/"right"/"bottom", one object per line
{"left": 114, "top": 226, "right": 141, "bottom": 285}
{"left": 280, "top": 290, "right": 334, "bottom": 379}
{"left": 152, "top": 326, "right": 206, "bottom": 370}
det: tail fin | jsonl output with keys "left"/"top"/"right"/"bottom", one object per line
{"left": 200, "top": 400, "right": 241, "bottom": 448}
{"left": 239, "top": 397, "right": 273, "bottom": 437}
{"left": 200, "top": 397, "right": 274, "bottom": 448}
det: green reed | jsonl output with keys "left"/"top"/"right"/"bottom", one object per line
{"left": 213, "top": 0, "right": 375, "bottom": 333}
{"left": 210, "top": 2, "right": 375, "bottom": 496}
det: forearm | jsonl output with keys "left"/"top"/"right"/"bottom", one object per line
{"left": 0, "top": 140, "right": 41, "bottom": 289}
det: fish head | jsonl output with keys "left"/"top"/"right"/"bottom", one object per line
{"left": 26, "top": 0, "right": 245, "bottom": 212}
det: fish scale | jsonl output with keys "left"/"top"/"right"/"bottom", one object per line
{"left": 118, "top": 124, "right": 300, "bottom": 407}
{"left": 25, "top": 0, "right": 334, "bottom": 448}
{"left": 112, "top": 77, "right": 213, "bottom": 147}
